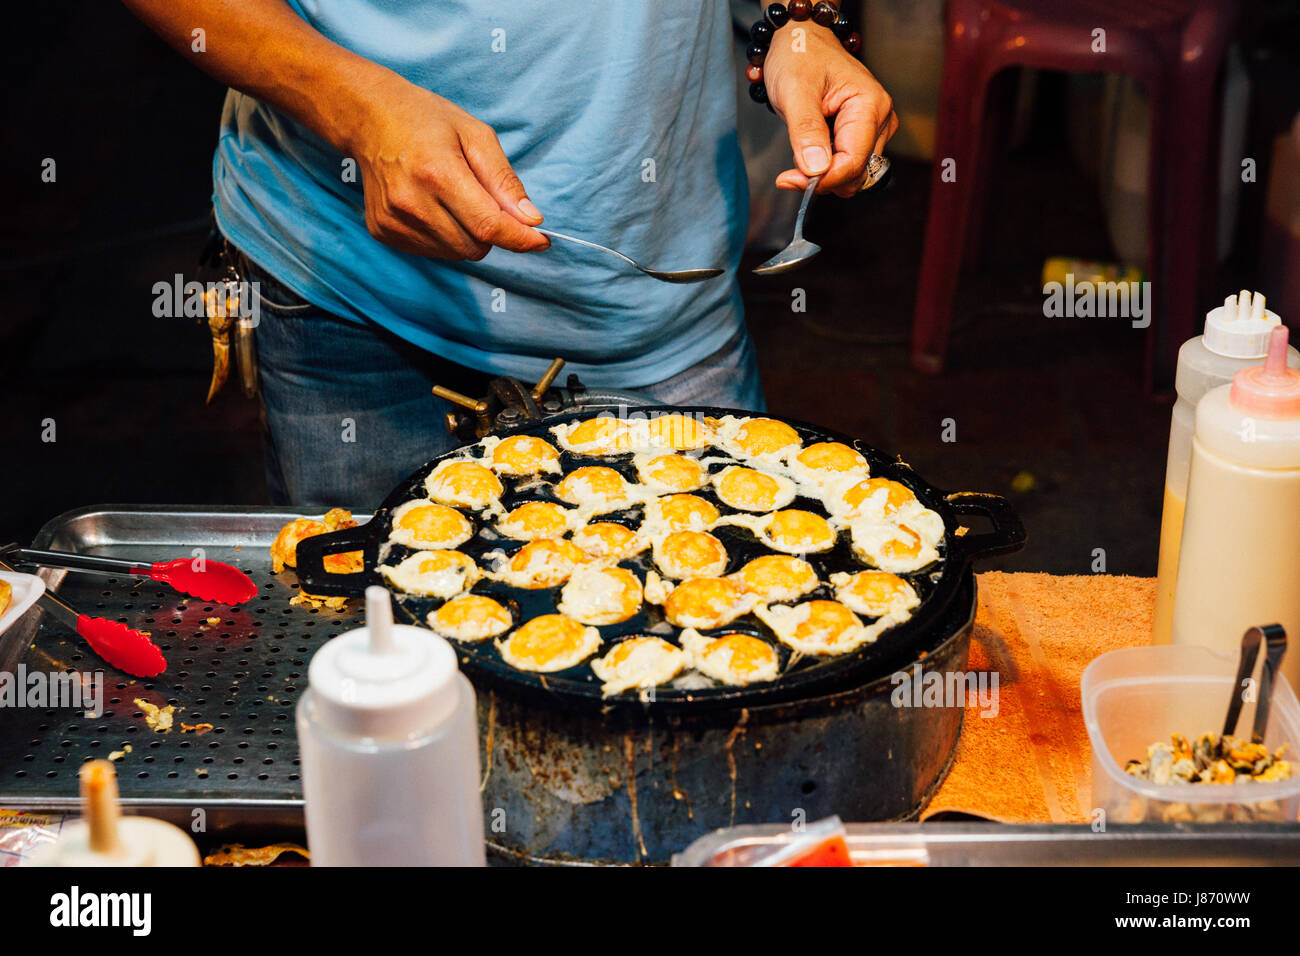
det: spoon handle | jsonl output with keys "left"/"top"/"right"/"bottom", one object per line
{"left": 534, "top": 228, "right": 639, "bottom": 270}
{"left": 793, "top": 175, "right": 821, "bottom": 242}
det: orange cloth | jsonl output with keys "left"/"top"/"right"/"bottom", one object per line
{"left": 921, "top": 572, "right": 1155, "bottom": 823}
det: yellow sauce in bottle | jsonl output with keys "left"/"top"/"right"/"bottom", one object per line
{"left": 1151, "top": 484, "right": 1185, "bottom": 645}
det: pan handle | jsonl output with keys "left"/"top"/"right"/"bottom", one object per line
{"left": 942, "top": 492, "right": 1027, "bottom": 568}
{"left": 293, "top": 525, "right": 375, "bottom": 597}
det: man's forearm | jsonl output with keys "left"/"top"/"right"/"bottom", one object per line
{"left": 121, "top": 0, "right": 397, "bottom": 153}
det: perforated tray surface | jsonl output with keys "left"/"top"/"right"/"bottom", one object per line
{"left": 0, "top": 506, "right": 364, "bottom": 820}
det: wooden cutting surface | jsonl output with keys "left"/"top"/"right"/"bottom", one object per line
{"left": 921, "top": 572, "right": 1156, "bottom": 823}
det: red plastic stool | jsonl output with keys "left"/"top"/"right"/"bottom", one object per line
{"left": 911, "top": 0, "right": 1238, "bottom": 389}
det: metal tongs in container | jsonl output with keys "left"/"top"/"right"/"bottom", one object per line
{"left": 0, "top": 543, "right": 257, "bottom": 605}
{"left": 1223, "top": 624, "right": 1288, "bottom": 744}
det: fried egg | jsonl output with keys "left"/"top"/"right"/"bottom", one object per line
{"left": 270, "top": 518, "right": 327, "bottom": 573}
{"left": 271, "top": 509, "right": 359, "bottom": 573}
{"left": 653, "top": 530, "right": 728, "bottom": 579}
{"left": 495, "top": 538, "right": 589, "bottom": 589}
{"left": 379, "top": 550, "right": 479, "bottom": 598}
{"left": 570, "top": 521, "right": 645, "bottom": 560}
{"left": 734, "top": 554, "right": 819, "bottom": 602}
{"left": 323, "top": 550, "right": 365, "bottom": 574}
{"left": 712, "top": 466, "right": 796, "bottom": 513}
{"left": 496, "top": 614, "right": 601, "bottom": 673}
{"left": 590, "top": 637, "right": 687, "bottom": 696}
{"left": 680, "top": 630, "right": 781, "bottom": 686}
{"left": 424, "top": 460, "right": 504, "bottom": 510}
{"left": 637, "top": 413, "right": 714, "bottom": 451}
{"left": 847, "top": 514, "right": 943, "bottom": 573}
{"left": 554, "top": 465, "right": 635, "bottom": 512}
{"left": 662, "top": 576, "right": 758, "bottom": 630}
{"left": 790, "top": 442, "right": 869, "bottom": 490}
{"left": 829, "top": 570, "right": 920, "bottom": 618}
{"left": 755, "top": 600, "right": 872, "bottom": 656}
{"left": 557, "top": 565, "right": 643, "bottom": 625}
{"left": 550, "top": 416, "right": 631, "bottom": 455}
{"left": 321, "top": 507, "right": 357, "bottom": 528}
{"left": 427, "top": 594, "right": 513, "bottom": 642}
{"left": 487, "top": 435, "right": 561, "bottom": 475}
{"left": 764, "top": 509, "right": 837, "bottom": 553}
{"left": 642, "top": 494, "right": 720, "bottom": 532}
{"left": 830, "top": 477, "right": 921, "bottom": 521}
{"left": 717, "top": 416, "right": 802, "bottom": 459}
{"left": 719, "top": 509, "right": 837, "bottom": 555}
{"left": 388, "top": 500, "right": 474, "bottom": 550}
{"left": 496, "top": 501, "right": 573, "bottom": 540}
{"left": 633, "top": 453, "right": 705, "bottom": 493}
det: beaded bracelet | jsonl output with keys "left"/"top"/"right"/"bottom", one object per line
{"left": 746, "top": 1, "right": 861, "bottom": 108}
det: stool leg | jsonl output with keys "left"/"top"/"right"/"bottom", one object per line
{"left": 911, "top": 15, "right": 992, "bottom": 374}
{"left": 1149, "top": 59, "right": 1223, "bottom": 389}
{"left": 1144, "top": 77, "right": 1168, "bottom": 393}
{"left": 963, "top": 68, "right": 1019, "bottom": 269}
{"left": 1145, "top": 5, "right": 1236, "bottom": 391}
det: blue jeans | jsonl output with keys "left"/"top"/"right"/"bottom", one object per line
{"left": 242, "top": 256, "right": 766, "bottom": 508}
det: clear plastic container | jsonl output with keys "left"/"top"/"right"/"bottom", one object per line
{"left": 1082, "top": 644, "right": 1300, "bottom": 824}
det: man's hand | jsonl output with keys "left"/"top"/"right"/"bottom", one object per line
{"left": 121, "top": 0, "right": 547, "bottom": 263}
{"left": 762, "top": 18, "right": 897, "bottom": 198}
{"left": 351, "top": 74, "right": 549, "bottom": 261}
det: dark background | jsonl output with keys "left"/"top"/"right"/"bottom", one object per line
{"left": 2, "top": 1, "right": 1298, "bottom": 574}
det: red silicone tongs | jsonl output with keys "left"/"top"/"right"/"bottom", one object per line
{"left": 0, "top": 557, "right": 166, "bottom": 677}
{"left": 2, "top": 544, "right": 257, "bottom": 605}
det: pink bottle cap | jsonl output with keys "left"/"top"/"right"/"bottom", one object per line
{"left": 1230, "top": 326, "right": 1300, "bottom": 418}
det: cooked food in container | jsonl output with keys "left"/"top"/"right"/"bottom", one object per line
{"left": 288, "top": 408, "right": 1023, "bottom": 709}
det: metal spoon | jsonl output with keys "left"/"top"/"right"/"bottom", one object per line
{"left": 535, "top": 228, "right": 723, "bottom": 284}
{"left": 753, "top": 154, "right": 891, "bottom": 276}
{"left": 754, "top": 176, "right": 822, "bottom": 276}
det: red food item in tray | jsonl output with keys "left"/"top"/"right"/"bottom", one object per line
{"left": 781, "top": 834, "right": 853, "bottom": 867}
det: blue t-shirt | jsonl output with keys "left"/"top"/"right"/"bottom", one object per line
{"left": 213, "top": 0, "right": 748, "bottom": 389}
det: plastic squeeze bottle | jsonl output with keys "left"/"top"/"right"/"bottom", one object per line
{"left": 28, "top": 759, "right": 200, "bottom": 866}
{"left": 296, "top": 586, "right": 485, "bottom": 866}
{"left": 1152, "top": 291, "right": 1299, "bottom": 643}
{"left": 1170, "top": 326, "right": 1300, "bottom": 689}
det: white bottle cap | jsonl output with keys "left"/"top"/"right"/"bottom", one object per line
{"left": 1203, "top": 290, "right": 1282, "bottom": 358}
{"left": 27, "top": 760, "right": 200, "bottom": 867}
{"left": 306, "top": 586, "right": 459, "bottom": 739}
{"left": 31, "top": 818, "right": 202, "bottom": 867}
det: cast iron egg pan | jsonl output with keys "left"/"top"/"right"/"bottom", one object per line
{"left": 296, "top": 406, "right": 1025, "bottom": 714}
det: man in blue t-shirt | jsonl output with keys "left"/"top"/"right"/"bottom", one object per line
{"left": 123, "top": 1, "right": 895, "bottom": 507}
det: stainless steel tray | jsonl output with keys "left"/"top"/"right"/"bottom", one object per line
{"left": 673, "top": 822, "right": 1300, "bottom": 866}
{"left": 0, "top": 505, "right": 366, "bottom": 835}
